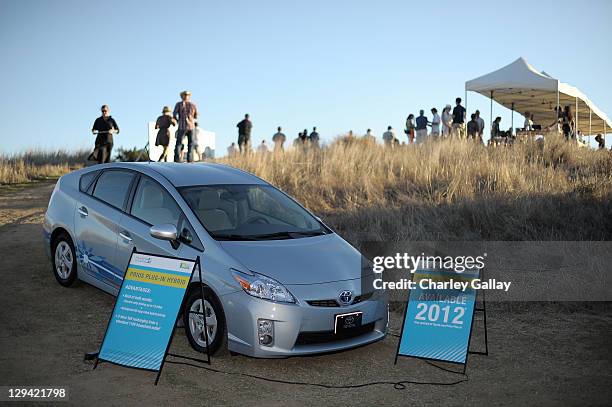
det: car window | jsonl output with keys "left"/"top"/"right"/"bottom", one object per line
{"left": 247, "top": 187, "right": 309, "bottom": 228}
{"left": 131, "top": 177, "right": 181, "bottom": 226}
{"left": 180, "top": 184, "right": 326, "bottom": 240}
{"left": 92, "top": 170, "right": 134, "bottom": 210}
{"left": 79, "top": 170, "right": 99, "bottom": 193}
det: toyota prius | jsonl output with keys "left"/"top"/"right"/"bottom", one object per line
{"left": 43, "top": 162, "right": 388, "bottom": 357}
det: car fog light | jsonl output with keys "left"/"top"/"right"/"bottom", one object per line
{"left": 258, "top": 319, "right": 274, "bottom": 347}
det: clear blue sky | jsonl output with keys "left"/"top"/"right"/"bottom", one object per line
{"left": 1, "top": 0, "right": 611, "bottom": 155}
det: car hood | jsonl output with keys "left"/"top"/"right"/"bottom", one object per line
{"left": 219, "top": 233, "right": 363, "bottom": 285}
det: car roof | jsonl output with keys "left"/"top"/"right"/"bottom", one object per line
{"left": 103, "top": 162, "right": 268, "bottom": 187}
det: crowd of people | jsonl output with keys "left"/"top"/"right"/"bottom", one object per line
{"left": 88, "top": 91, "right": 609, "bottom": 164}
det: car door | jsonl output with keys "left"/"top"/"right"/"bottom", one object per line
{"left": 74, "top": 169, "right": 136, "bottom": 293}
{"left": 114, "top": 174, "right": 204, "bottom": 275}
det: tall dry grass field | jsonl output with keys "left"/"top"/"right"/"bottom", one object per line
{"left": 0, "top": 149, "right": 88, "bottom": 185}
{"left": 220, "top": 134, "right": 612, "bottom": 242}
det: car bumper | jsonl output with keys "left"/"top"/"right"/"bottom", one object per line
{"left": 221, "top": 289, "right": 388, "bottom": 358}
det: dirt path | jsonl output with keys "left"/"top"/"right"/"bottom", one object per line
{"left": 0, "top": 181, "right": 611, "bottom": 406}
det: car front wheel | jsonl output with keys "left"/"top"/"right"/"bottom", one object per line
{"left": 183, "top": 286, "right": 226, "bottom": 355}
{"left": 52, "top": 232, "right": 78, "bottom": 287}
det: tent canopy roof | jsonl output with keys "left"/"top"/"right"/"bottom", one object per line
{"left": 466, "top": 57, "right": 611, "bottom": 134}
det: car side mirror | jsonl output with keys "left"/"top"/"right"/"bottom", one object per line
{"left": 150, "top": 223, "right": 178, "bottom": 241}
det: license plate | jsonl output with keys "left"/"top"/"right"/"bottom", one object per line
{"left": 334, "top": 311, "right": 363, "bottom": 334}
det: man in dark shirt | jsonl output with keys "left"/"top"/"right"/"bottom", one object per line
{"left": 309, "top": 126, "right": 320, "bottom": 147}
{"left": 90, "top": 105, "right": 119, "bottom": 163}
{"left": 415, "top": 110, "right": 428, "bottom": 143}
{"left": 236, "top": 114, "right": 252, "bottom": 154}
{"left": 467, "top": 114, "right": 479, "bottom": 140}
{"left": 452, "top": 97, "right": 466, "bottom": 138}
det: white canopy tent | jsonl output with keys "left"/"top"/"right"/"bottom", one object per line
{"left": 465, "top": 57, "right": 611, "bottom": 137}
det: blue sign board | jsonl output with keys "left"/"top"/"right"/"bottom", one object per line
{"left": 98, "top": 252, "right": 196, "bottom": 371}
{"left": 397, "top": 269, "right": 480, "bottom": 364}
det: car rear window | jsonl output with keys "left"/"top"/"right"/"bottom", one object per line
{"left": 79, "top": 170, "right": 99, "bottom": 193}
{"left": 92, "top": 170, "right": 134, "bottom": 210}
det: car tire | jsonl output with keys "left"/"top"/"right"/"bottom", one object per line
{"left": 183, "top": 286, "right": 226, "bottom": 355}
{"left": 51, "top": 232, "right": 78, "bottom": 287}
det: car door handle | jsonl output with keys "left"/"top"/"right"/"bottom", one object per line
{"left": 119, "top": 231, "right": 133, "bottom": 243}
{"left": 78, "top": 206, "right": 88, "bottom": 217}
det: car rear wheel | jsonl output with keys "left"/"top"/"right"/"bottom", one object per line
{"left": 183, "top": 286, "right": 226, "bottom": 355}
{"left": 52, "top": 232, "right": 78, "bottom": 287}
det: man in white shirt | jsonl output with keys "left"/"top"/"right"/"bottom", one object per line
{"left": 192, "top": 122, "right": 202, "bottom": 161}
{"left": 227, "top": 142, "right": 238, "bottom": 157}
{"left": 430, "top": 108, "right": 441, "bottom": 137}
{"left": 257, "top": 140, "right": 269, "bottom": 154}
{"left": 382, "top": 126, "right": 396, "bottom": 147}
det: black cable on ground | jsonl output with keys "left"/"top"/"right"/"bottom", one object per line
{"left": 164, "top": 360, "right": 468, "bottom": 390}
{"left": 163, "top": 331, "right": 469, "bottom": 391}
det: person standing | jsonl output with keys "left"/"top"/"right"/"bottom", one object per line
{"left": 415, "top": 110, "right": 428, "bottom": 143}
{"left": 523, "top": 111, "right": 533, "bottom": 131}
{"left": 363, "top": 128, "right": 376, "bottom": 144}
{"left": 429, "top": 108, "right": 440, "bottom": 137}
{"left": 272, "top": 126, "right": 286, "bottom": 152}
{"left": 562, "top": 105, "right": 574, "bottom": 140}
{"left": 382, "top": 126, "right": 395, "bottom": 147}
{"left": 192, "top": 122, "right": 205, "bottom": 161}
{"left": 237, "top": 114, "right": 252, "bottom": 153}
{"left": 452, "top": 97, "right": 466, "bottom": 138}
{"left": 441, "top": 104, "right": 453, "bottom": 137}
{"left": 154, "top": 106, "right": 176, "bottom": 162}
{"left": 405, "top": 114, "right": 416, "bottom": 144}
{"left": 227, "top": 142, "right": 238, "bottom": 157}
{"left": 173, "top": 90, "right": 198, "bottom": 162}
{"left": 595, "top": 134, "right": 605, "bottom": 149}
{"left": 90, "top": 105, "right": 119, "bottom": 164}
{"left": 309, "top": 126, "right": 320, "bottom": 147}
{"left": 475, "top": 110, "right": 485, "bottom": 142}
{"left": 491, "top": 116, "right": 502, "bottom": 139}
{"left": 257, "top": 140, "right": 269, "bottom": 154}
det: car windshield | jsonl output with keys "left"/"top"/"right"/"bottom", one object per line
{"left": 180, "top": 184, "right": 330, "bottom": 241}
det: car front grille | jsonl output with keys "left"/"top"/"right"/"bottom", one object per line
{"left": 306, "top": 291, "right": 374, "bottom": 307}
{"left": 294, "top": 322, "right": 376, "bottom": 346}
{"left": 306, "top": 299, "right": 340, "bottom": 307}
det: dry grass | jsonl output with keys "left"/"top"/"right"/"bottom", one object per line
{"left": 0, "top": 149, "right": 88, "bottom": 185}
{"left": 219, "top": 134, "right": 612, "bottom": 242}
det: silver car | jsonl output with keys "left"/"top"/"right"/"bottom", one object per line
{"left": 43, "top": 162, "right": 388, "bottom": 357}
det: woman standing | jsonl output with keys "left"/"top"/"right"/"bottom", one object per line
{"left": 562, "top": 105, "right": 574, "bottom": 140}
{"left": 441, "top": 104, "right": 453, "bottom": 137}
{"left": 405, "top": 114, "right": 415, "bottom": 144}
{"left": 155, "top": 106, "right": 176, "bottom": 161}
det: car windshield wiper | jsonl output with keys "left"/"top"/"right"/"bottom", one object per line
{"left": 250, "top": 230, "right": 328, "bottom": 240}
{"left": 213, "top": 233, "right": 259, "bottom": 241}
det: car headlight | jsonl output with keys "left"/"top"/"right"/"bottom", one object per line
{"left": 231, "top": 269, "right": 296, "bottom": 303}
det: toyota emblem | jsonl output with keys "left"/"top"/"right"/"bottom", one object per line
{"left": 339, "top": 290, "right": 353, "bottom": 305}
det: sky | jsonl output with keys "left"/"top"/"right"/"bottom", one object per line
{"left": 1, "top": 0, "right": 611, "bottom": 156}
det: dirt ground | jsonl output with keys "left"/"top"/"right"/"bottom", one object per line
{"left": 0, "top": 181, "right": 611, "bottom": 406}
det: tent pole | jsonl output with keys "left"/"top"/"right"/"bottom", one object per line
{"left": 575, "top": 96, "right": 578, "bottom": 138}
{"left": 490, "top": 90, "right": 493, "bottom": 137}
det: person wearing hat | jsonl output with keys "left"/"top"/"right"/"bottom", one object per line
{"left": 173, "top": 90, "right": 198, "bottom": 162}
{"left": 90, "top": 105, "right": 119, "bottom": 163}
{"left": 155, "top": 106, "right": 176, "bottom": 162}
